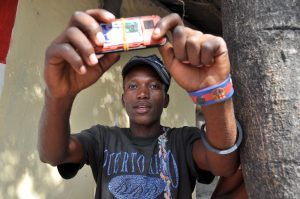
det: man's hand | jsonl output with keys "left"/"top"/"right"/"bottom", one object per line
{"left": 44, "top": 9, "right": 120, "bottom": 99}
{"left": 152, "top": 13, "right": 230, "bottom": 92}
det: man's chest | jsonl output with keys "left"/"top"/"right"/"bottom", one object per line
{"left": 97, "top": 134, "right": 180, "bottom": 199}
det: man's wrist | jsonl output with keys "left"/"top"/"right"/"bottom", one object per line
{"left": 189, "top": 75, "right": 234, "bottom": 109}
{"left": 44, "top": 89, "right": 75, "bottom": 112}
{"left": 201, "top": 99, "right": 238, "bottom": 149}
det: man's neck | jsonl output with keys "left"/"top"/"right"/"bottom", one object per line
{"left": 129, "top": 122, "right": 162, "bottom": 138}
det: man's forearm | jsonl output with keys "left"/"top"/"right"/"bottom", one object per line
{"left": 202, "top": 99, "right": 237, "bottom": 148}
{"left": 201, "top": 99, "right": 239, "bottom": 176}
{"left": 38, "top": 90, "right": 75, "bottom": 166}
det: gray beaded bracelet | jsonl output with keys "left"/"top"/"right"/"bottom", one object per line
{"left": 200, "top": 120, "right": 243, "bottom": 155}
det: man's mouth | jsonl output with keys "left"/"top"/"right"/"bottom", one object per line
{"left": 133, "top": 103, "right": 151, "bottom": 114}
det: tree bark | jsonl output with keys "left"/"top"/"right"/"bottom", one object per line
{"left": 222, "top": 1, "right": 300, "bottom": 198}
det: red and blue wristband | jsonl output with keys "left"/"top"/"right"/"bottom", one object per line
{"left": 189, "top": 75, "right": 234, "bottom": 107}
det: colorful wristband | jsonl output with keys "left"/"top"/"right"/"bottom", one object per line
{"left": 189, "top": 75, "right": 234, "bottom": 107}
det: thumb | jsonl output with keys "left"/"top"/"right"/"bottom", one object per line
{"left": 98, "top": 53, "right": 120, "bottom": 74}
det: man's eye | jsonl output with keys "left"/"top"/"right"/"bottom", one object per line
{"left": 128, "top": 84, "right": 137, "bottom": 89}
{"left": 150, "top": 83, "right": 161, "bottom": 89}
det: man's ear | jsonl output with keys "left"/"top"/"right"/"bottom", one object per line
{"left": 164, "top": 93, "right": 169, "bottom": 108}
{"left": 121, "top": 94, "right": 125, "bottom": 107}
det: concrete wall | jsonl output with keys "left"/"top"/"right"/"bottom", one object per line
{"left": 0, "top": 0, "right": 195, "bottom": 198}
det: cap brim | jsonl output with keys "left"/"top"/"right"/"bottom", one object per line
{"left": 122, "top": 58, "right": 170, "bottom": 88}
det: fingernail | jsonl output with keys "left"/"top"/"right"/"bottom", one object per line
{"left": 153, "top": 28, "right": 160, "bottom": 35}
{"left": 96, "top": 32, "right": 105, "bottom": 45}
{"left": 105, "top": 12, "right": 115, "bottom": 20}
{"left": 182, "top": 60, "right": 191, "bottom": 64}
{"left": 89, "top": 53, "right": 98, "bottom": 65}
{"left": 80, "top": 66, "right": 87, "bottom": 74}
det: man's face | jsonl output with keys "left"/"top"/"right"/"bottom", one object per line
{"left": 122, "top": 65, "right": 169, "bottom": 126}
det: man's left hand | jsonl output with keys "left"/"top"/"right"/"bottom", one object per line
{"left": 152, "top": 13, "right": 231, "bottom": 92}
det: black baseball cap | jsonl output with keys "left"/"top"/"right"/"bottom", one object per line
{"left": 122, "top": 54, "right": 171, "bottom": 92}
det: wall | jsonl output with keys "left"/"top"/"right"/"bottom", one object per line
{"left": 0, "top": 0, "right": 195, "bottom": 198}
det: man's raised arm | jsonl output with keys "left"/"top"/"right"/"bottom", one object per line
{"left": 38, "top": 9, "right": 120, "bottom": 166}
{"left": 152, "top": 14, "right": 240, "bottom": 177}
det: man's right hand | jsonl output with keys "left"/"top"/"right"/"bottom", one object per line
{"left": 44, "top": 9, "right": 120, "bottom": 99}
{"left": 39, "top": 9, "right": 121, "bottom": 166}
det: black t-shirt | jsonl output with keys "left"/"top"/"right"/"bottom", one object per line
{"left": 58, "top": 125, "right": 214, "bottom": 199}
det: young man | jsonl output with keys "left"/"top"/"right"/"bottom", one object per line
{"left": 38, "top": 9, "right": 241, "bottom": 198}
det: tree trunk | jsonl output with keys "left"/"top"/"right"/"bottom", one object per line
{"left": 221, "top": 1, "right": 299, "bottom": 198}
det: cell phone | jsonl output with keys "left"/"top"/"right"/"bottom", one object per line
{"left": 94, "top": 15, "right": 167, "bottom": 54}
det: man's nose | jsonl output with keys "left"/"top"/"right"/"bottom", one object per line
{"left": 137, "top": 86, "right": 149, "bottom": 99}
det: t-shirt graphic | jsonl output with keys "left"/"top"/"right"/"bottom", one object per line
{"left": 104, "top": 130, "right": 179, "bottom": 199}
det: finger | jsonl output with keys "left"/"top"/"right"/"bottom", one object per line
{"left": 158, "top": 42, "right": 175, "bottom": 71}
{"left": 159, "top": 43, "right": 201, "bottom": 90}
{"left": 68, "top": 10, "right": 112, "bottom": 47}
{"left": 46, "top": 43, "right": 86, "bottom": 75}
{"left": 152, "top": 13, "right": 184, "bottom": 39}
{"left": 172, "top": 26, "right": 188, "bottom": 61}
{"left": 186, "top": 34, "right": 202, "bottom": 66}
{"left": 63, "top": 27, "right": 98, "bottom": 66}
{"left": 159, "top": 43, "right": 197, "bottom": 79}
{"left": 171, "top": 26, "right": 200, "bottom": 62}
{"left": 69, "top": 11, "right": 102, "bottom": 46}
{"left": 86, "top": 9, "right": 115, "bottom": 22}
{"left": 200, "top": 35, "right": 225, "bottom": 65}
{"left": 98, "top": 53, "right": 120, "bottom": 74}
{"left": 214, "top": 36, "right": 228, "bottom": 56}
{"left": 86, "top": 9, "right": 115, "bottom": 46}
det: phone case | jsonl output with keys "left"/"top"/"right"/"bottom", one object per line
{"left": 95, "top": 15, "right": 167, "bottom": 54}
